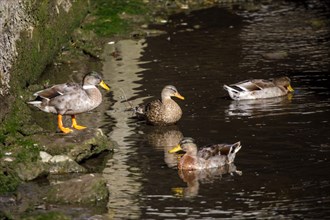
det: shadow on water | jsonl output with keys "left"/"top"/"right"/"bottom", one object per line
{"left": 103, "top": 1, "right": 330, "bottom": 219}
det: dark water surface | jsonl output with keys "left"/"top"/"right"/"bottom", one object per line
{"left": 103, "top": 2, "right": 330, "bottom": 219}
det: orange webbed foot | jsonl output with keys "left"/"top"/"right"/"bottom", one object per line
{"left": 72, "top": 124, "right": 87, "bottom": 130}
{"left": 58, "top": 114, "right": 73, "bottom": 134}
{"left": 71, "top": 115, "right": 87, "bottom": 130}
{"left": 60, "top": 126, "right": 73, "bottom": 133}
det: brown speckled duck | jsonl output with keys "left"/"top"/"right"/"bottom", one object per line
{"left": 135, "top": 85, "right": 184, "bottom": 125}
{"left": 28, "top": 71, "right": 110, "bottom": 133}
{"left": 223, "top": 76, "right": 294, "bottom": 100}
{"left": 169, "top": 137, "right": 241, "bottom": 170}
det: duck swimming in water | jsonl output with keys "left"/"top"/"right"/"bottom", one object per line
{"left": 169, "top": 137, "right": 242, "bottom": 170}
{"left": 135, "top": 85, "right": 185, "bottom": 126}
{"left": 223, "top": 76, "right": 294, "bottom": 100}
{"left": 28, "top": 71, "right": 110, "bottom": 133}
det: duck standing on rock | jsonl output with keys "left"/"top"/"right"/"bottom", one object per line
{"left": 28, "top": 71, "right": 110, "bottom": 134}
{"left": 169, "top": 137, "right": 242, "bottom": 170}
{"left": 223, "top": 76, "right": 294, "bottom": 100}
{"left": 135, "top": 85, "right": 185, "bottom": 126}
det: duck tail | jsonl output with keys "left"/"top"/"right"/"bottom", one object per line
{"left": 132, "top": 105, "right": 144, "bottom": 114}
{"left": 223, "top": 84, "right": 241, "bottom": 100}
{"left": 131, "top": 104, "right": 147, "bottom": 120}
{"left": 223, "top": 84, "right": 240, "bottom": 94}
{"left": 27, "top": 100, "right": 42, "bottom": 106}
{"left": 231, "top": 141, "right": 242, "bottom": 154}
{"left": 227, "top": 141, "right": 242, "bottom": 164}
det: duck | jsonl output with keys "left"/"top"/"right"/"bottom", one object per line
{"left": 223, "top": 76, "right": 294, "bottom": 100}
{"left": 168, "top": 137, "right": 241, "bottom": 170}
{"left": 135, "top": 85, "right": 185, "bottom": 126}
{"left": 28, "top": 71, "right": 110, "bottom": 133}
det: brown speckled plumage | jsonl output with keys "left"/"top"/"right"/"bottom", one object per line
{"left": 136, "top": 85, "right": 184, "bottom": 126}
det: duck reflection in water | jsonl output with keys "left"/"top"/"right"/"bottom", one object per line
{"left": 146, "top": 125, "right": 184, "bottom": 168}
{"left": 225, "top": 94, "right": 293, "bottom": 117}
{"left": 172, "top": 164, "right": 242, "bottom": 198}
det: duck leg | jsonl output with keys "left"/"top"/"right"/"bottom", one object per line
{"left": 71, "top": 115, "right": 87, "bottom": 130}
{"left": 57, "top": 114, "right": 73, "bottom": 133}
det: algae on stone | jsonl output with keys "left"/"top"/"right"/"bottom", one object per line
{"left": 46, "top": 173, "right": 109, "bottom": 204}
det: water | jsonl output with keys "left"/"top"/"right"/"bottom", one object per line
{"left": 102, "top": 2, "right": 330, "bottom": 219}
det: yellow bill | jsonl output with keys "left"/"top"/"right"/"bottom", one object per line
{"left": 287, "top": 85, "right": 294, "bottom": 92}
{"left": 174, "top": 92, "right": 185, "bottom": 100}
{"left": 169, "top": 144, "right": 182, "bottom": 153}
{"left": 99, "top": 80, "right": 110, "bottom": 91}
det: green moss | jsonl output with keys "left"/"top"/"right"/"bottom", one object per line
{"left": 0, "top": 135, "right": 41, "bottom": 191}
{"left": 84, "top": 0, "right": 148, "bottom": 36}
{"left": 1, "top": 0, "right": 92, "bottom": 142}
{"left": 0, "top": 173, "right": 21, "bottom": 193}
{"left": 22, "top": 212, "right": 71, "bottom": 220}
{"left": 11, "top": 0, "right": 91, "bottom": 87}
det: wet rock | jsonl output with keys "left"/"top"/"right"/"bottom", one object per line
{"left": 14, "top": 161, "right": 48, "bottom": 181}
{"left": 32, "top": 129, "right": 114, "bottom": 163}
{"left": 46, "top": 173, "right": 109, "bottom": 204}
{"left": 0, "top": 194, "right": 16, "bottom": 217}
{"left": 0, "top": 182, "right": 46, "bottom": 218}
{"left": 11, "top": 151, "right": 88, "bottom": 181}
{"left": 0, "top": 176, "right": 107, "bottom": 218}
{"left": 19, "top": 123, "right": 44, "bottom": 136}
{"left": 40, "top": 151, "right": 52, "bottom": 162}
{"left": 131, "top": 29, "right": 167, "bottom": 39}
{"left": 39, "top": 151, "right": 87, "bottom": 174}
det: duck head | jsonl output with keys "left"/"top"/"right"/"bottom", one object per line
{"left": 161, "top": 85, "right": 185, "bottom": 100}
{"left": 83, "top": 71, "right": 110, "bottom": 91}
{"left": 169, "top": 137, "right": 198, "bottom": 156}
{"left": 274, "top": 76, "right": 294, "bottom": 92}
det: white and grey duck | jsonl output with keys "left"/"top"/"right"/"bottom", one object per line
{"left": 223, "top": 76, "right": 294, "bottom": 100}
{"left": 28, "top": 71, "right": 110, "bottom": 133}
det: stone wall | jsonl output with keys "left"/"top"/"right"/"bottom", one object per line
{"left": 0, "top": 0, "right": 90, "bottom": 122}
{"left": 0, "top": 0, "right": 32, "bottom": 96}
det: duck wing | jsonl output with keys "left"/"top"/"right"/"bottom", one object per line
{"left": 134, "top": 99, "right": 163, "bottom": 122}
{"left": 198, "top": 142, "right": 242, "bottom": 162}
{"left": 146, "top": 99, "right": 162, "bottom": 111}
{"left": 197, "top": 144, "right": 230, "bottom": 160}
{"left": 34, "top": 82, "right": 81, "bottom": 100}
{"left": 233, "top": 79, "right": 264, "bottom": 91}
{"left": 250, "top": 79, "right": 276, "bottom": 89}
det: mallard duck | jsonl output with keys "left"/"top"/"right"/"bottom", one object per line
{"left": 28, "top": 71, "right": 110, "bottom": 133}
{"left": 135, "top": 85, "right": 185, "bottom": 125}
{"left": 223, "top": 76, "right": 294, "bottom": 100}
{"left": 169, "top": 137, "right": 241, "bottom": 170}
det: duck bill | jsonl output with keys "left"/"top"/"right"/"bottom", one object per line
{"left": 174, "top": 92, "right": 185, "bottom": 100}
{"left": 100, "top": 81, "right": 110, "bottom": 91}
{"left": 287, "top": 85, "right": 294, "bottom": 92}
{"left": 169, "top": 144, "right": 182, "bottom": 153}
